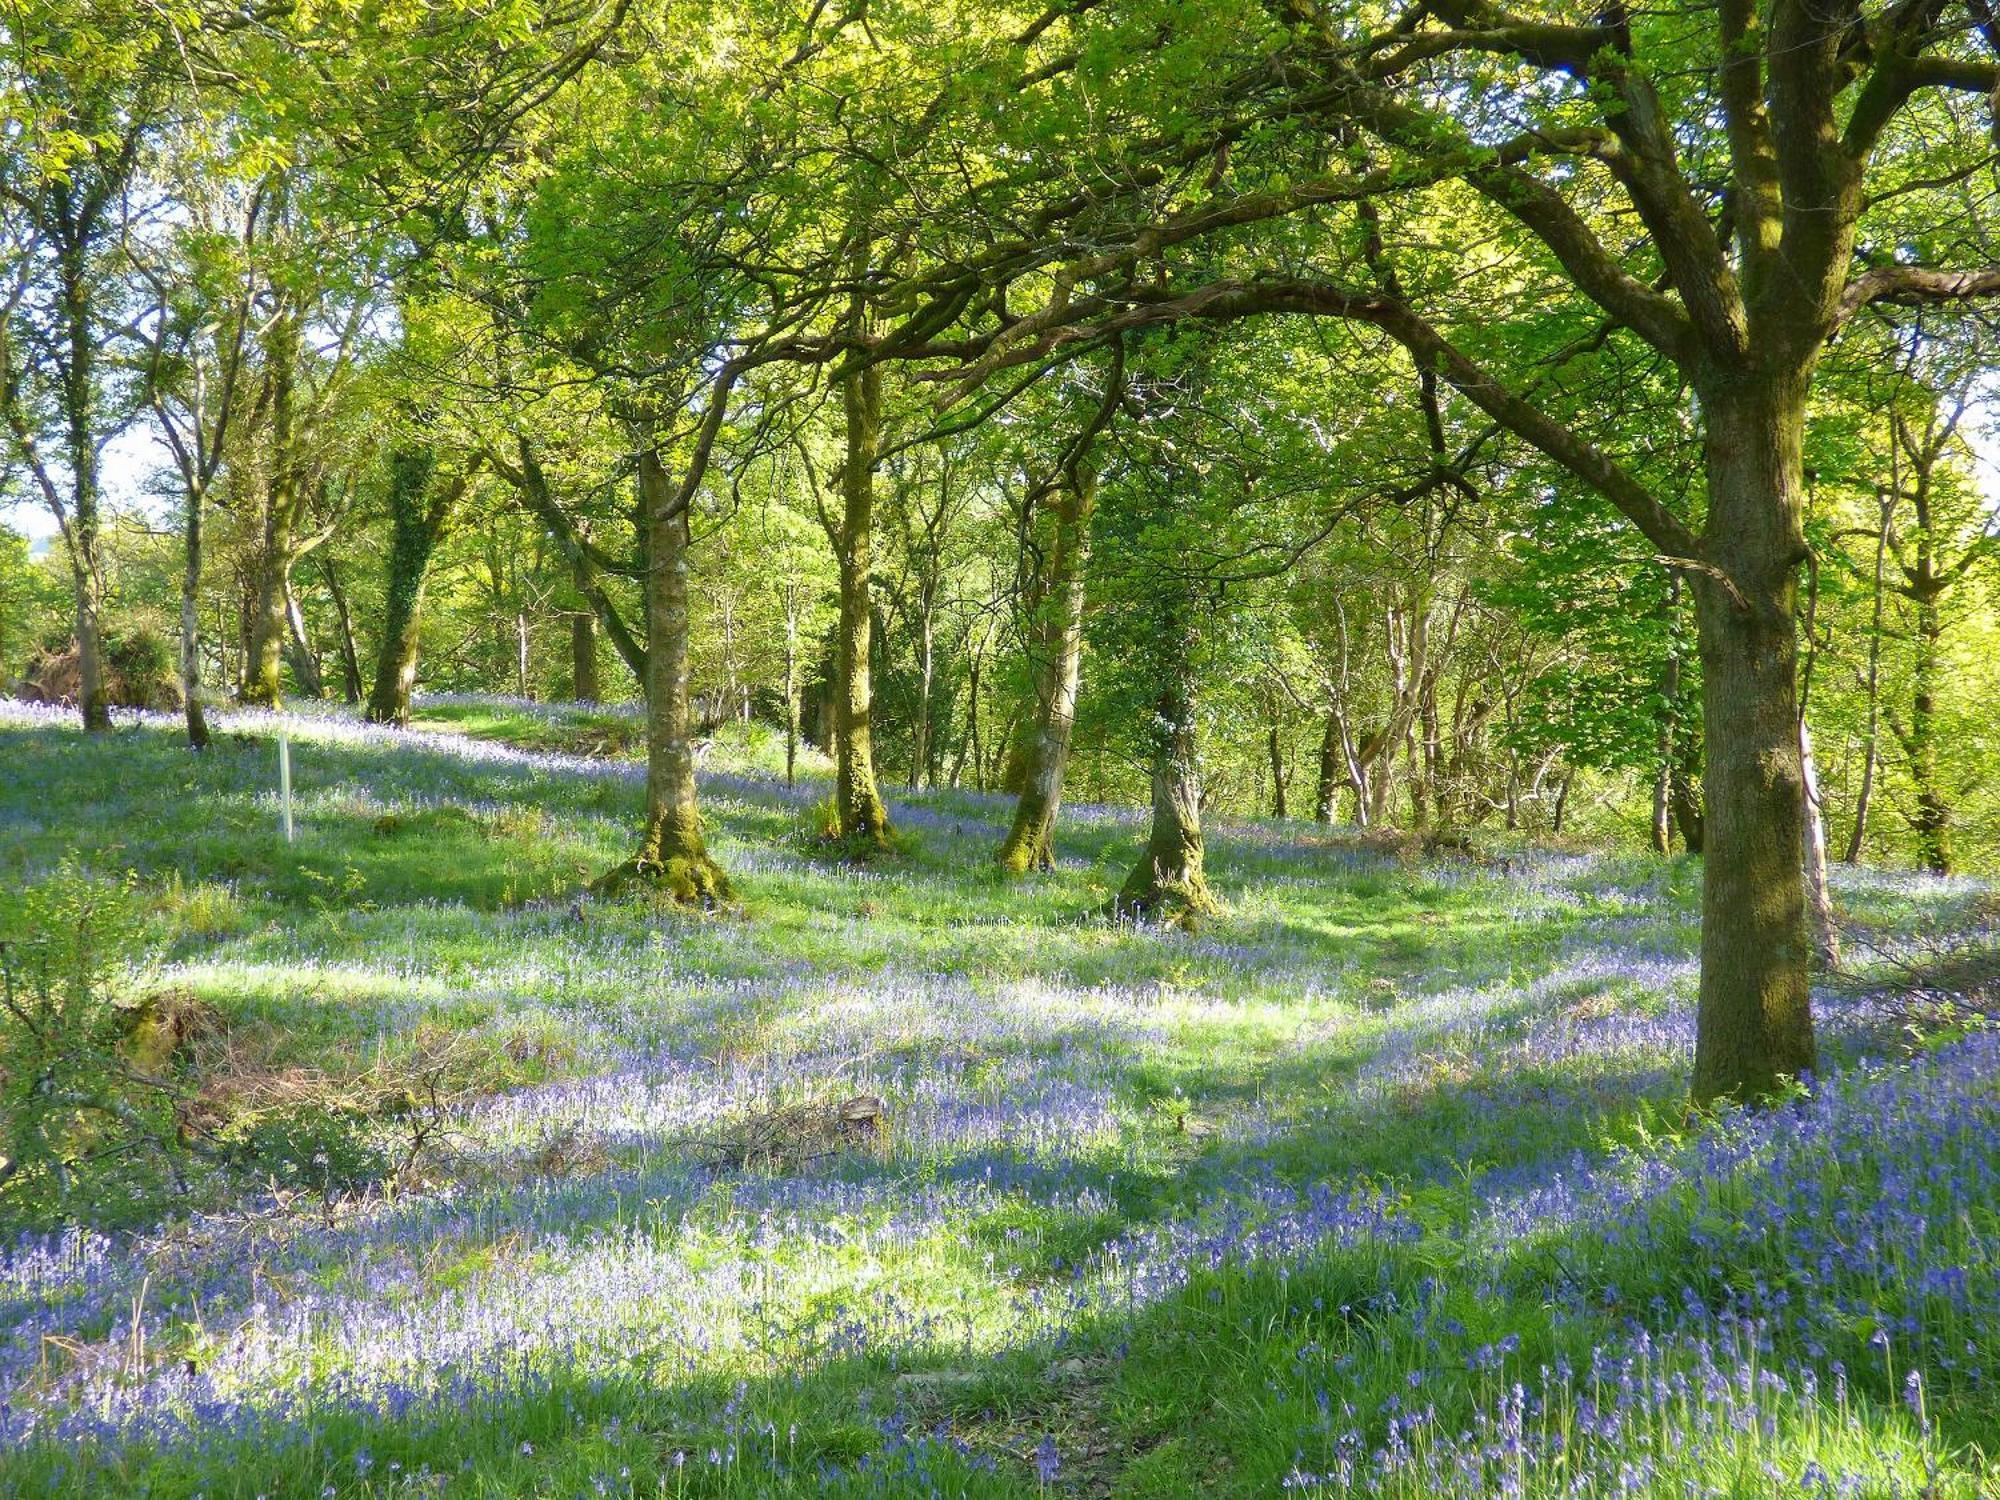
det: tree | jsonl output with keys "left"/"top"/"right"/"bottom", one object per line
{"left": 130, "top": 149, "right": 273, "bottom": 749}
{"left": 820, "top": 342, "right": 896, "bottom": 849}
{"left": 364, "top": 440, "right": 480, "bottom": 725}
{"left": 0, "top": 525, "right": 65, "bottom": 683}
{"left": 0, "top": 0, "right": 184, "bottom": 730}
{"left": 997, "top": 344, "right": 1123, "bottom": 873}
{"left": 877, "top": 0, "right": 2000, "bottom": 1100}
{"left": 233, "top": 174, "right": 377, "bottom": 708}
{"left": 592, "top": 444, "right": 732, "bottom": 903}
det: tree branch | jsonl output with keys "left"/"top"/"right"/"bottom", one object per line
{"left": 1837, "top": 264, "right": 2000, "bottom": 324}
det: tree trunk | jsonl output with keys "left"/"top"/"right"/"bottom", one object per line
{"left": 1842, "top": 492, "right": 1890, "bottom": 864}
{"left": 507, "top": 440, "right": 648, "bottom": 687}
{"left": 1416, "top": 665, "right": 1442, "bottom": 829}
{"left": 180, "top": 486, "right": 211, "bottom": 750}
{"left": 961, "top": 624, "right": 988, "bottom": 792}
{"left": 1651, "top": 592, "right": 1679, "bottom": 854}
{"left": 243, "top": 535, "right": 291, "bottom": 708}
{"left": 833, "top": 359, "right": 893, "bottom": 848}
{"left": 1369, "top": 757, "right": 1396, "bottom": 827}
{"left": 781, "top": 599, "right": 801, "bottom": 786}
{"left": 366, "top": 448, "right": 444, "bottom": 727}
{"left": 571, "top": 557, "right": 601, "bottom": 702}
{"left": 1314, "top": 712, "right": 1341, "bottom": 824}
{"left": 1800, "top": 720, "right": 1839, "bottom": 967}
{"left": 910, "top": 605, "right": 934, "bottom": 788}
{"left": 596, "top": 449, "right": 729, "bottom": 903}
{"left": 1114, "top": 670, "right": 1218, "bottom": 927}
{"left": 242, "top": 313, "right": 300, "bottom": 709}
{"left": 1267, "top": 723, "right": 1288, "bottom": 820}
{"left": 1907, "top": 595, "right": 1952, "bottom": 874}
{"left": 998, "top": 463, "right": 1095, "bottom": 873}
{"left": 283, "top": 579, "right": 324, "bottom": 697}
{"left": 1670, "top": 737, "right": 1705, "bottom": 853}
{"left": 59, "top": 250, "right": 111, "bottom": 732}
{"left": 1688, "top": 378, "right": 1816, "bottom": 1105}
{"left": 319, "top": 556, "right": 364, "bottom": 705}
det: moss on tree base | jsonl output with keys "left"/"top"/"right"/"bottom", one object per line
{"left": 590, "top": 852, "right": 734, "bottom": 907}
{"left": 995, "top": 834, "right": 1054, "bottom": 877}
{"left": 1109, "top": 865, "right": 1221, "bottom": 930}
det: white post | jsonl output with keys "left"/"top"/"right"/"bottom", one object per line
{"left": 278, "top": 730, "right": 294, "bottom": 844}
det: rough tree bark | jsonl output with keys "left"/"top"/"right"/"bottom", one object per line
{"left": 1686, "top": 373, "right": 1816, "bottom": 1104}
{"left": 595, "top": 448, "right": 730, "bottom": 903}
{"left": 1113, "top": 596, "right": 1219, "bottom": 925}
{"left": 242, "top": 311, "right": 302, "bottom": 709}
{"left": 997, "top": 460, "right": 1098, "bottom": 873}
{"left": 1115, "top": 674, "right": 1219, "bottom": 926}
{"left": 830, "top": 355, "right": 894, "bottom": 848}
{"left": 571, "top": 556, "right": 601, "bottom": 702}
{"left": 366, "top": 445, "right": 463, "bottom": 727}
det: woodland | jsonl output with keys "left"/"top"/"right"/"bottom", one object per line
{"left": 2, "top": 1, "right": 2000, "bottom": 1495}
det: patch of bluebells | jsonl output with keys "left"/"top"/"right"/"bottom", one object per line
{"left": 1278, "top": 1333, "right": 1951, "bottom": 1498}
{"left": 3, "top": 701, "right": 1996, "bottom": 1495}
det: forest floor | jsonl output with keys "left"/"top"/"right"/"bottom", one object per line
{"left": 1, "top": 696, "right": 1996, "bottom": 1498}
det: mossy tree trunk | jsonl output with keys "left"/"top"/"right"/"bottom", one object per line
{"left": 571, "top": 555, "right": 601, "bottom": 703}
{"left": 830, "top": 355, "right": 894, "bottom": 848}
{"left": 998, "top": 461, "right": 1097, "bottom": 874}
{"left": 366, "top": 445, "right": 456, "bottom": 727}
{"left": 1115, "top": 673, "right": 1219, "bottom": 926}
{"left": 597, "top": 448, "right": 730, "bottom": 904}
{"left": 241, "top": 311, "right": 300, "bottom": 709}
{"left": 1114, "top": 601, "right": 1217, "bottom": 926}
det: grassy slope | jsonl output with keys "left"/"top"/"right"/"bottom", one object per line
{"left": 0, "top": 700, "right": 1994, "bottom": 1498}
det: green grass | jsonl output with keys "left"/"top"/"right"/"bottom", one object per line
{"left": 0, "top": 698, "right": 1993, "bottom": 1498}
